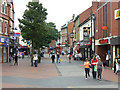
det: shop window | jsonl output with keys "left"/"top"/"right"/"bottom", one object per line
{"left": 5, "top": 22, "right": 7, "bottom": 34}
{"left": 4, "top": 2, "right": 5, "bottom": 14}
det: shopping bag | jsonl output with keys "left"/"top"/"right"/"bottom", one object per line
{"left": 59, "top": 58, "right": 61, "bottom": 61}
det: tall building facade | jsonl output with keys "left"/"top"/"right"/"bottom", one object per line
{"left": 95, "top": 1, "right": 120, "bottom": 67}
{"left": 0, "top": 0, "right": 14, "bottom": 63}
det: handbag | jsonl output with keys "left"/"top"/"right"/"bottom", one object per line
{"left": 89, "top": 65, "right": 92, "bottom": 68}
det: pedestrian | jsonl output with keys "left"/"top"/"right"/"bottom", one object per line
{"left": 106, "top": 53, "right": 110, "bottom": 67}
{"left": 9, "top": 54, "right": 12, "bottom": 63}
{"left": 22, "top": 52, "right": 24, "bottom": 59}
{"left": 11, "top": 54, "right": 15, "bottom": 66}
{"left": 97, "top": 58, "right": 104, "bottom": 80}
{"left": 14, "top": 53, "right": 18, "bottom": 66}
{"left": 91, "top": 55, "right": 98, "bottom": 79}
{"left": 115, "top": 55, "right": 120, "bottom": 75}
{"left": 84, "top": 58, "right": 90, "bottom": 79}
{"left": 33, "top": 54, "right": 38, "bottom": 67}
{"left": 94, "top": 64, "right": 97, "bottom": 79}
{"left": 51, "top": 53, "right": 55, "bottom": 63}
{"left": 79, "top": 52, "right": 82, "bottom": 61}
{"left": 114, "top": 60, "right": 116, "bottom": 73}
{"left": 56, "top": 52, "right": 60, "bottom": 63}
{"left": 10, "top": 55, "right": 14, "bottom": 66}
{"left": 49, "top": 52, "right": 51, "bottom": 57}
{"left": 68, "top": 54, "right": 71, "bottom": 63}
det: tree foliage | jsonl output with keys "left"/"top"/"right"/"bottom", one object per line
{"left": 18, "top": 2, "right": 60, "bottom": 50}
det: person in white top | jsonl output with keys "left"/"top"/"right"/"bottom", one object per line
{"left": 33, "top": 54, "right": 38, "bottom": 67}
{"left": 106, "top": 53, "right": 110, "bottom": 67}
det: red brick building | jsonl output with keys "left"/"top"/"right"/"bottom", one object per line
{"left": 67, "top": 20, "right": 73, "bottom": 47}
{"left": 94, "top": 1, "right": 120, "bottom": 67}
{"left": 0, "top": 0, "right": 14, "bottom": 63}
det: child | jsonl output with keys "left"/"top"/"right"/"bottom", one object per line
{"left": 94, "top": 64, "right": 97, "bottom": 79}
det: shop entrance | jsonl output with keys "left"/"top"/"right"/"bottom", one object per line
{"left": 97, "top": 45, "right": 110, "bottom": 62}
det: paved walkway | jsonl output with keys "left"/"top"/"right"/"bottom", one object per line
{"left": 1, "top": 54, "right": 118, "bottom": 88}
{"left": 61, "top": 55, "right": 118, "bottom": 82}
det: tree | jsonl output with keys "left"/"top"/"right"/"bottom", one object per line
{"left": 18, "top": 2, "right": 47, "bottom": 66}
{"left": 18, "top": 2, "right": 60, "bottom": 66}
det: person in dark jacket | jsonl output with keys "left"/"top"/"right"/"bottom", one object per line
{"left": 51, "top": 54, "right": 55, "bottom": 63}
{"left": 14, "top": 53, "right": 18, "bottom": 66}
{"left": 56, "top": 53, "right": 60, "bottom": 63}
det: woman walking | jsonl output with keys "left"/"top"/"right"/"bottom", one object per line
{"left": 91, "top": 55, "right": 98, "bottom": 79}
{"left": 33, "top": 54, "right": 38, "bottom": 67}
{"left": 84, "top": 58, "right": 90, "bottom": 79}
{"left": 97, "top": 58, "right": 104, "bottom": 80}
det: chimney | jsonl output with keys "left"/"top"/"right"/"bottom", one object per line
{"left": 72, "top": 14, "right": 75, "bottom": 21}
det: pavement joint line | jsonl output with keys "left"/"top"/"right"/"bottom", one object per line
{"left": 54, "top": 63, "right": 62, "bottom": 76}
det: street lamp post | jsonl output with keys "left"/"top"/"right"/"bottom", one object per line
{"left": 70, "top": 32, "right": 74, "bottom": 55}
{"left": 90, "top": 11, "right": 95, "bottom": 58}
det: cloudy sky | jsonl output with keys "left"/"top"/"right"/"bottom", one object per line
{"left": 14, "top": 0, "right": 97, "bottom": 31}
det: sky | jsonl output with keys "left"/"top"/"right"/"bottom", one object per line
{"left": 14, "top": 0, "right": 97, "bottom": 31}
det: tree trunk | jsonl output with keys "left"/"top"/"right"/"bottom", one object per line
{"left": 38, "top": 48, "right": 41, "bottom": 63}
{"left": 31, "top": 40, "right": 34, "bottom": 66}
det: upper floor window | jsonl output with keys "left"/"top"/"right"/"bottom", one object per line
{"left": 11, "top": 8, "right": 13, "bottom": 19}
{"left": 0, "top": 20, "right": 2, "bottom": 33}
{"left": 5, "top": 22, "right": 7, "bottom": 34}
{"left": 4, "top": 2, "right": 6, "bottom": 13}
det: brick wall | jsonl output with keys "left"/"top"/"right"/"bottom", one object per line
{"left": 67, "top": 21, "right": 73, "bottom": 46}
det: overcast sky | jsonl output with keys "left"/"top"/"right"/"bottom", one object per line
{"left": 14, "top": 0, "right": 97, "bottom": 31}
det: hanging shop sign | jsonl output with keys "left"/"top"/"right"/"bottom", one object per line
{"left": 83, "top": 27, "right": 91, "bottom": 46}
{"left": 0, "top": 37, "right": 9, "bottom": 46}
{"left": 70, "top": 32, "right": 74, "bottom": 38}
{"left": 13, "top": 30, "right": 21, "bottom": 37}
{"left": 102, "top": 26, "right": 108, "bottom": 30}
{"left": 115, "top": 9, "right": 120, "bottom": 20}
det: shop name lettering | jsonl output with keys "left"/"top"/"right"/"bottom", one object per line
{"left": 99, "top": 39, "right": 108, "bottom": 44}
{"left": 115, "top": 9, "right": 120, "bottom": 19}
{"left": 116, "top": 10, "right": 120, "bottom": 17}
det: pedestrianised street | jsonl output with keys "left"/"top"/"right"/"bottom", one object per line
{"left": 2, "top": 54, "right": 118, "bottom": 88}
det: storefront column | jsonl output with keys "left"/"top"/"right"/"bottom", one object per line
{"left": 7, "top": 46, "right": 9, "bottom": 63}
{"left": 113, "top": 45, "right": 115, "bottom": 67}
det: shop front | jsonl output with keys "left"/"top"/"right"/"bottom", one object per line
{"left": 95, "top": 38, "right": 111, "bottom": 63}
{"left": 0, "top": 46, "right": 2, "bottom": 63}
{"left": 111, "top": 36, "right": 120, "bottom": 66}
{"left": 0, "top": 37, "right": 9, "bottom": 63}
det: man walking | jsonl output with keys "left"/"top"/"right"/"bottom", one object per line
{"left": 51, "top": 53, "right": 55, "bottom": 63}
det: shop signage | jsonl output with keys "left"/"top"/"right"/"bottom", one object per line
{"left": 115, "top": 9, "right": 120, "bottom": 20}
{"left": 102, "top": 26, "right": 108, "bottom": 30}
{"left": 83, "top": 27, "right": 91, "bottom": 46}
{"left": 99, "top": 39, "right": 108, "bottom": 44}
{"left": 0, "top": 37, "right": 9, "bottom": 46}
